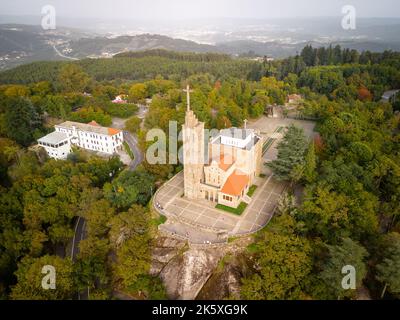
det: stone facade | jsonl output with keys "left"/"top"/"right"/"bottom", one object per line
{"left": 183, "top": 109, "right": 205, "bottom": 199}
{"left": 182, "top": 92, "right": 263, "bottom": 208}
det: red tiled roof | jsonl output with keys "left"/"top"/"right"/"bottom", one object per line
{"left": 221, "top": 170, "right": 249, "bottom": 196}
{"left": 218, "top": 154, "right": 234, "bottom": 171}
{"left": 108, "top": 128, "right": 121, "bottom": 136}
{"left": 88, "top": 120, "right": 100, "bottom": 127}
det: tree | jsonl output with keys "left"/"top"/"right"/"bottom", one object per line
{"left": 3, "top": 85, "right": 30, "bottom": 98}
{"left": 109, "top": 205, "right": 152, "bottom": 289}
{"left": 125, "top": 116, "right": 141, "bottom": 134}
{"left": 11, "top": 255, "right": 74, "bottom": 300}
{"left": 250, "top": 95, "right": 269, "bottom": 118}
{"left": 276, "top": 192, "right": 298, "bottom": 217}
{"left": 127, "top": 275, "right": 167, "bottom": 299}
{"left": 241, "top": 215, "right": 312, "bottom": 300}
{"left": 4, "top": 97, "right": 42, "bottom": 146}
{"left": 58, "top": 64, "right": 90, "bottom": 93}
{"left": 349, "top": 142, "right": 373, "bottom": 164}
{"left": 376, "top": 233, "right": 400, "bottom": 298}
{"left": 83, "top": 199, "right": 115, "bottom": 237}
{"left": 7, "top": 151, "right": 39, "bottom": 182}
{"left": 215, "top": 114, "right": 232, "bottom": 129}
{"left": 68, "top": 106, "right": 112, "bottom": 127}
{"left": 31, "top": 81, "right": 53, "bottom": 97}
{"left": 42, "top": 95, "right": 71, "bottom": 119}
{"left": 103, "top": 169, "right": 155, "bottom": 209}
{"left": 0, "top": 187, "right": 24, "bottom": 291}
{"left": 74, "top": 237, "right": 110, "bottom": 296}
{"left": 268, "top": 125, "right": 308, "bottom": 183}
{"left": 317, "top": 238, "right": 368, "bottom": 300}
{"left": 109, "top": 205, "right": 149, "bottom": 248}
{"left": 129, "top": 83, "right": 147, "bottom": 103}
{"left": 358, "top": 87, "right": 373, "bottom": 102}
{"left": 300, "top": 184, "right": 378, "bottom": 242}
{"left": 303, "top": 142, "right": 317, "bottom": 184}
{"left": 0, "top": 138, "right": 20, "bottom": 185}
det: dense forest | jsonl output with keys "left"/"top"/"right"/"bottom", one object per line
{"left": 0, "top": 51, "right": 256, "bottom": 85}
{"left": 0, "top": 46, "right": 399, "bottom": 300}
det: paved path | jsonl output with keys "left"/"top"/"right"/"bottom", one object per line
{"left": 70, "top": 216, "right": 89, "bottom": 300}
{"left": 111, "top": 117, "right": 144, "bottom": 171}
{"left": 70, "top": 217, "right": 86, "bottom": 260}
{"left": 124, "top": 131, "right": 143, "bottom": 171}
{"left": 136, "top": 104, "right": 148, "bottom": 119}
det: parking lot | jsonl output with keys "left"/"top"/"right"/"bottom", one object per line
{"left": 155, "top": 172, "right": 239, "bottom": 232}
{"left": 155, "top": 170, "right": 287, "bottom": 237}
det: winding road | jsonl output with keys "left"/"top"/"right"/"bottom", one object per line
{"left": 123, "top": 131, "right": 144, "bottom": 171}
{"left": 52, "top": 45, "right": 78, "bottom": 61}
{"left": 69, "top": 118, "right": 144, "bottom": 299}
{"left": 70, "top": 217, "right": 86, "bottom": 260}
{"left": 70, "top": 132, "right": 143, "bottom": 259}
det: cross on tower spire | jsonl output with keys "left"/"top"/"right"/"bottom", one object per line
{"left": 244, "top": 119, "right": 248, "bottom": 129}
{"left": 183, "top": 85, "right": 194, "bottom": 112}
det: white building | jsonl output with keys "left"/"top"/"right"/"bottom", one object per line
{"left": 112, "top": 95, "right": 128, "bottom": 104}
{"left": 218, "top": 128, "right": 254, "bottom": 149}
{"left": 38, "top": 120, "right": 124, "bottom": 159}
{"left": 38, "top": 131, "right": 71, "bottom": 160}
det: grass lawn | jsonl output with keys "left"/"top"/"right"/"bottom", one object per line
{"left": 216, "top": 202, "right": 248, "bottom": 216}
{"left": 123, "top": 141, "right": 135, "bottom": 160}
{"left": 247, "top": 185, "right": 258, "bottom": 197}
{"left": 151, "top": 214, "right": 167, "bottom": 227}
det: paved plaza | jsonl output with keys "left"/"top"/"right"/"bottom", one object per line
{"left": 155, "top": 116, "right": 315, "bottom": 244}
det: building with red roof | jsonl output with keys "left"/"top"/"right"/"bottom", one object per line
{"left": 38, "top": 120, "right": 124, "bottom": 159}
{"left": 183, "top": 86, "right": 263, "bottom": 209}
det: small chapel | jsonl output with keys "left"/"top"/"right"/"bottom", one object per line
{"left": 182, "top": 85, "right": 263, "bottom": 209}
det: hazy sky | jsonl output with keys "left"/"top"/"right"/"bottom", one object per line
{"left": 1, "top": 0, "right": 399, "bottom": 20}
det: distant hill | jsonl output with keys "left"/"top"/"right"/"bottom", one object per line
{"left": 1, "top": 23, "right": 400, "bottom": 71}
{"left": 215, "top": 39, "right": 400, "bottom": 58}
{"left": 114, "top": 49, "right": 231, "bottom": 62}
{"left": 0, "top": 27, "right": 224, "bottom": 70}
{"left": 0, "top": 50, "right": 256, "bottom": 85}
{"left": 0, "top": 24, "right": 95, "bottom": 70}
{"left": 68, "top": 34, "right": 217, "bottom": 58}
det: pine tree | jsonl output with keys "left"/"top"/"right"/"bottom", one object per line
{"left": 268, "top": 125, "right": 308, "bottom": 183}
{"left": 4, "top": 97, "right": 42, "bottom": 146}
{"left": 319, "top": 238, "right": 369, "bottom": 300}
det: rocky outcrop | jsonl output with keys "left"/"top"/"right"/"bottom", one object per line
{"left": 150, "top": 236, "right": 252, "bottom": 300}
{"left": 151, "top": 237, "right": 224, "bottom": 300}
{"left": 196, "top": 254, "right": 250, "bottom": 300}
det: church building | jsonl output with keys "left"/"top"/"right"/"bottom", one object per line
{"left": 182, "top": 86, "right": 263, "bottom": 209}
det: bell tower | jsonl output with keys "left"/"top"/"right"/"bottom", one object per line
{"left": 182, "top": 85, "right": 205, "bottom": 199}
